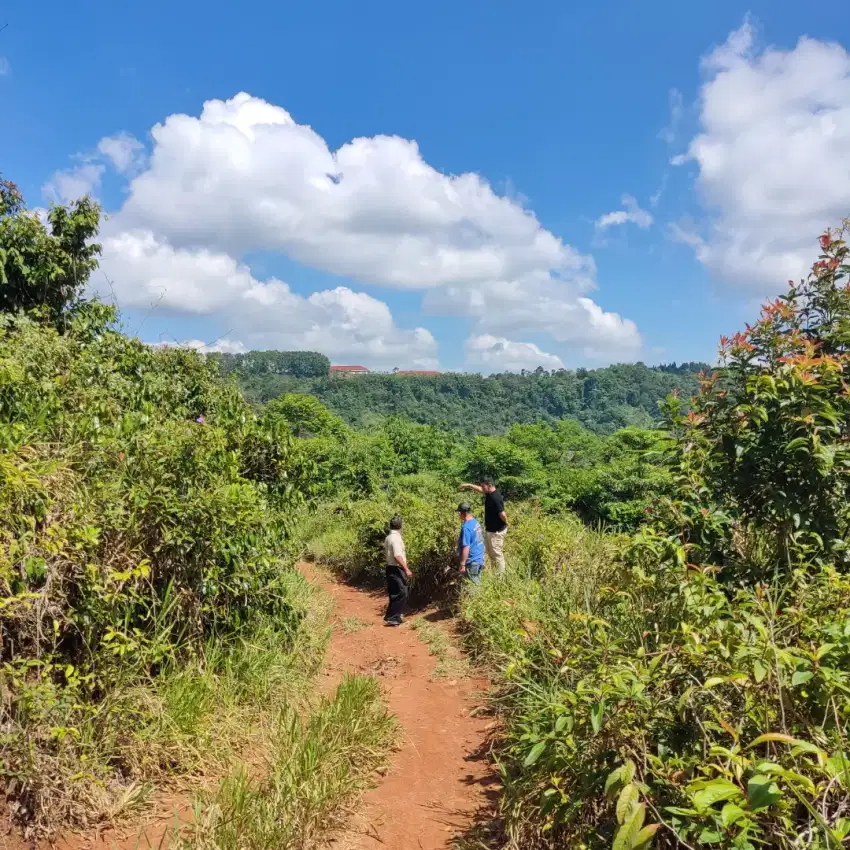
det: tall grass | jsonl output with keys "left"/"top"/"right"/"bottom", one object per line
{"left": 176, "top": 674, "right": 397, "bottom": 849}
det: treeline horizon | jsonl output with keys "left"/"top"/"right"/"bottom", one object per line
{"left": 211, "top": 348, "right": 711, "bottom": 378}
{"left": 211, "top": 350, "right": 711, "bottom": 435}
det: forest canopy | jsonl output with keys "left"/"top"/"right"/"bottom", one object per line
{"left": 219, "top": 359, "right": 710, "bottom": 435}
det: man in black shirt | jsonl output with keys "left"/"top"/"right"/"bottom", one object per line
{"left": 459, "top": 477, "right": 507, "bottom": 575}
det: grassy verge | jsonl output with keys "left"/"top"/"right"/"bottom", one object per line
{"left": 175, "top": 674, "right": 397, "bottom": 849}
{"left": 410, "top": 618, "right": 470, "bottom": 679}
{"left": 4, "top": 569, "right": 331, "bottom": 837}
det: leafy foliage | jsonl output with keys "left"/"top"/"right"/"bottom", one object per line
{"left": 301, "top": 473, "right": 458, "bottom": 594}
{"left": 0, "top": 184, "right": 318, "bottom": 835}
{"left": 666, "top": 226, "right": 850, "bottom": 578}
{"left": 457, "top": 224, "right": 850, "bottom": 850}
{"left": 0, "top": 178, "right": 101, "bottom": 323}
{"left": 228, "top": 361, "right": 708, "bottom": 436}
{"left": 214, "top": 349, "right": 330, "bottom": 379}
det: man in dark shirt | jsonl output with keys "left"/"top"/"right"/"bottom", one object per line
{"left": 459, "top": 477, "right": 507, "bottom": 574}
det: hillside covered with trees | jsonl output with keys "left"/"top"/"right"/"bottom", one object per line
{"left": 219, "top": 357, "right": 710, "bottom": 435}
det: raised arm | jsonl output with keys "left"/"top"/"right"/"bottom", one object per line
{"left": 460, "top": 483, "right": 484, "bottom": 493}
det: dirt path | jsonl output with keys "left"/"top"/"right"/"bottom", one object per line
{"left": 312, "top": 565, "right": 497, "bottom": 850}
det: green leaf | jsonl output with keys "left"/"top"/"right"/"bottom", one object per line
{"left": 826, "top": 752, "right": 850, "bottom": 788}
{"left": 789, "top": 740, "right": 827, "bottom": 760}
{"left": 832, "top": 817, "right": 850, "bottom": 840}
{"left": 605, "top": 765, "right": 625, "bottom": 798}
{"left": 613, "top": 803, "right": 646, "bottom": 850}
{"left": 749, "top": 732, "right": 809, "bottom": 748}
{"left": 747, "top": 774, "right": 782, "bottom": 810}
{"left": 523, "top": 741, "right": 546, "bottom": 767}
{"left": 590, "top": 700, "right": 605, "bottom": 735}
{"left": 791, "top": 669, "right": 814, "bottom": 686}
{"left": 677, "top": 685, "right": 695, "bottom": 714}
{"left": 698, "top": 828, "right": 724, "bottom": 844}
{"left": 753, "top": 659, "right": 768, "bottom": 683}
{"left": 816, "top": 643, "right": 836, "bottom": 661}
{"left": 720, "top": 802, "right": 746, "bottom": 827}
{"left": 617, "top": 783, "right": 640, "bottom": 825}
{"left": 633, "top": 823, "right": 660, "bottom": 850}
{"left": 691, "top": 778, "right": 742, "bottom": 812}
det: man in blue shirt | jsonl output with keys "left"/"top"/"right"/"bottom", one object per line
{"left": 456, "top": 502, "right": 485, "bottom": 584}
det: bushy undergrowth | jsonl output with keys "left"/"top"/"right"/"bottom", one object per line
{"left": 0, "top": 306, "right": 314, "bottom": 834}
{"left": 301, "top": 473, "right": 458, "bottom": 593}
{"left": 279, "top": 396, "right": 671, "bottom": 534}
{"left": 462, "top": 532, "right": 850, "bottom": 849}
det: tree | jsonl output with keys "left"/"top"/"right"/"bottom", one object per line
{"left": 457, "top": 435, "right": 543, "bottom": 500}
{"left": 263, "top": 393, "right": 346, "bottom": 438}
{"left": 666, "top": 222, "right": 850, "bottom": 574}
{"left": 216, "top": 350, "right": 330, "bottom": 379}
{"left": 0, "top": 178, "right": 101, "bottom": 323}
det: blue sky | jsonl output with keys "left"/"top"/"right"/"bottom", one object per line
{"left": 4, "top": 0, "right": 850, "bottom": 372}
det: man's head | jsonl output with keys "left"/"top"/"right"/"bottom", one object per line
{"left": 480, "top": 477, "right": 496, "bottom": 493}
{"left": 389, "top": 515, "right": 403, "bottom": 531}
{"left": 457, "top": 501, "right": 473, "bottom": 520}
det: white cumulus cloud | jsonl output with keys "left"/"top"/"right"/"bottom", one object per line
{"left": 116, "top": 93, "right": 572, "bottom": 291}
{"left": 675, "top": 21, "right": 850, "bottom": 290}
{"left": 465, "top": 335, "right": 565, "bottom": 373}
{"left": 50, "top": 92, "right": 642, "bottom": 365}
{"left": 426, "top": 271, "right": 641, "bottom": 360}
{"left": 595, "top": 195, "right": 654, "bottom": 231}
{"left": 44, "top": 132, "right": 146, "bottom": 204}
{"left": 96, "top": 230, "right": 438, "bottom": 369}
{"left": 97, "top": 132, "right": 146, "bottom": 174}
{"left": 45, "top": 163, "right": 105, "bottom": 205}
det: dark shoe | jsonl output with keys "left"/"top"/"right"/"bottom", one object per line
{"left": 385, "top": 618, "right": 402, "bottom": 627}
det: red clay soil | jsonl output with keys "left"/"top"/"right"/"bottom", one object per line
{"left": 2, "top": 566, "right": 497, "bottom": 850}
{"left": 314, "top": 565, "right": 498, "bottom": 850}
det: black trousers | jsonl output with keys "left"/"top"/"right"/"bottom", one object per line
{"left": 385, "top": 565, "right": 409, "bottom": 621}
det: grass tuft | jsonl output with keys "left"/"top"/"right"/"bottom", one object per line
{"left": 175, "top": 674, "right": 397, "bottom": 849}
{"left": 411, "top": 618, "right": 470, "bottom": 679}
{"left": 340, "top": 614, "right": 370, "bottom": 634}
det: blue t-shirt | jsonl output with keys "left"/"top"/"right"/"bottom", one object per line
{"left": 458, "top": 517, "right": 485, "bottom": 565}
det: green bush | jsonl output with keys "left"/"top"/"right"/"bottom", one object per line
{"left": 466, "top": 533, "right": 850, "bottom": 849}
{"left": 303, "top": 474, "right": 459, "bottom": 593}
{"left": 0, "top": 307, "right": 309, "bottom": 833}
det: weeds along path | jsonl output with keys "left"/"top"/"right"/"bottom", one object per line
{"left": 306, "top": 563, "right": 498, "bottom": 850}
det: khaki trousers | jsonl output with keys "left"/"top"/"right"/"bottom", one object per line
{"left": 485, "top": 529, "right": 507, "bottom": 575}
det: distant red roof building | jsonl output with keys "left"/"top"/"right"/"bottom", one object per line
{"left": 330, "top": 364, "right": 369, "bottom": 375}
{"left": 394, "top": 370, "right": 441, "bottom": 376}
